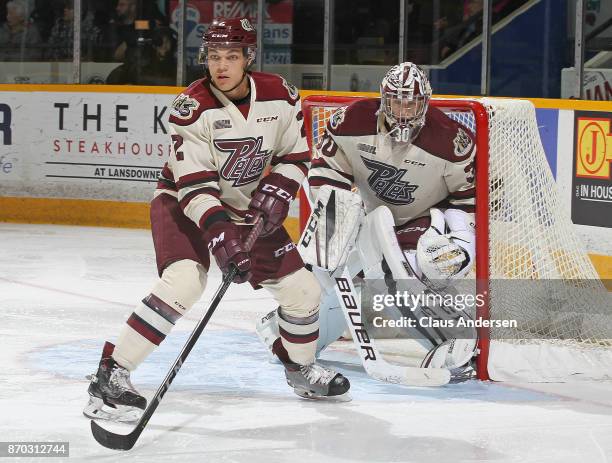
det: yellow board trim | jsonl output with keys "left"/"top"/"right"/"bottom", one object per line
{"left": 1, "top": 84, "right": 610, "bottom": 111}
{"left": 0, "top": 196, "right": 302, "bottom": 240}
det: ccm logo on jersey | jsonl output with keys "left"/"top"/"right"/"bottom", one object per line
{"left": 207, "top": 231, "right": 225, "bottom": 250}
{"left": 274, "top": 242, "right": 296, "bottom": 258}
{"left": 262, "top": 184, "right": 293, "bottom": 201}
{"left": 256, "top": 116, "right": 279, "bottom": 123}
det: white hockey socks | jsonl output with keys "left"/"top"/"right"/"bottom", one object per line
{"left": 113, "top": 260, "right": 207, "bottom": 370}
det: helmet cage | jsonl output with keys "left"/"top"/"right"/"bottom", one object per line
{"left": 380, "top": 63, "right": 432, "bottom": 140}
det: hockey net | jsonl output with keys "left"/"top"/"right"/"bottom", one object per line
{"left": 300, "top": 95, "right": 612, "bottom": 382}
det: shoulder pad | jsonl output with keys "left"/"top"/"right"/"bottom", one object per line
{"left": 251, "top": 71, "right": 300, "bottom": 105}
{"left": 413, "top": 106, "right": 475, "bottom": 162}
{"left": 327, "top": 98, "right": 378, "bottom": 136}
{"left": 169, "top": 78, "right": 223, "bottom": 126}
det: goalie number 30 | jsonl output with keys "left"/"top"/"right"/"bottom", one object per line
{"left": 393, "top": 127, "right": 411, "bottom": 143}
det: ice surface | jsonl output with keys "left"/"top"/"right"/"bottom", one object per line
{"left": 2, "top": 223, "right": 612, "bottom": 462}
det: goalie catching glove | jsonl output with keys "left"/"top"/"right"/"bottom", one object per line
{"left": 416, "top": 208, "right": 475, "bottom": 287}
{"left": 246, "top": 173, "right": 300, "bottom": 236}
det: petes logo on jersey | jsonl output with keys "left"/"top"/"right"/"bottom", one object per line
{"left": 171, "top": 94, "right": 199, "bottom": 120}
{"left": 453, "top": 128, "right": 473, "bottom": 158}
{"left": 215, "top": 136, "right": 272, "bottom": 187}
{"left": 329, "top": 107, "right": 346, "bottom": 130}
{"left": 281, "top": 77, "right": 299, "bottom": 101}
{"left": 361, "top": 156, "right": 418, "bottom": 205}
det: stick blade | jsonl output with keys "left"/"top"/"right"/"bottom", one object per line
{"left": 90, "top": 420, "right": 141, "bottom": 450}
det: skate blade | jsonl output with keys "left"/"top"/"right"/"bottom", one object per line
{"left": 294, "top": 389, "right": 352, "bottom": 402}
{"left": 83, "top": 397, "right": 142, "bottom": 423}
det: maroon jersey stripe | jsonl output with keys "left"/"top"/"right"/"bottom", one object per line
{"left": 448, "top": 188, "right": 476, "bottom": 199}
{"left": 311, "top": 158, "right": 355, "bottom": 182}
{"left": 308, "top": 176, "right": 352, "bottom": 190}
{"left": 179, "top": 187, "right": 221, "bottom": 210}
{"left": 221, "top": 201, "right": 249, "bottom": 218}
{"left": 271, "top": 150, "right": 310, "bottom": 165}
{"left": 177, "top": 170, "right": 219, "bottom": 189}
{"left": 198, "top": 205, "right": 227, "bottom": 229}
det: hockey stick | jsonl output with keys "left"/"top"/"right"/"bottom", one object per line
{"left": 91, "top": 217, "right": 265, "bottom": 450}
{"left": 332, "top": 266, "right": 451, "bottom": 387}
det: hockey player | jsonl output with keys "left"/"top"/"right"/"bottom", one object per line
{"left": 257, "top": 62, "right": 478, "bottom": 379}
{"left": 84, "top": 17, "right": 349, "bottom": 421}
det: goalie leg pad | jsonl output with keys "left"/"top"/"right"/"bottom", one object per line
{"left": 113, "top": 259, "right": 207, "bottom": 370}
{"left": 298, "top": 185, "right": 364, "bottom": 272}
{"left": 355, "top": 206, "right": 413, "bottom": 281}
{"left": 261, "top": 268, "right": 321, "bottom": 365}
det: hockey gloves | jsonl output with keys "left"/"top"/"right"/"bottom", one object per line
{"left": 205, "top": 221, "right": 252, "bottom": 283}
{"left": 246, "top": 173, "right": 300, "bottom": 236}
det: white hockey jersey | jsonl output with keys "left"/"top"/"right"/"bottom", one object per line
{"left": 308, "top": 98, "right": 475, "bottom": 228}
{"left": 156, "top": 71, "right": 309, "bottom": 229}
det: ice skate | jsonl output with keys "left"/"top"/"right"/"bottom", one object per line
{"left": 271, "top": 338, "right": 350, "bottom": 399}
{"left": 284, "top": 362, "right": 351, "bottom": 399}
{"left": 83, "top": 341, "right": 147, "bottom": 422}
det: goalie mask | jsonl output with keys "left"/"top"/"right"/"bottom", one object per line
{"left": 380, "top": 62, "right": 432, "bottom": 143}
{"left": 198, "top": 17, "right": 257, "bottom": 69}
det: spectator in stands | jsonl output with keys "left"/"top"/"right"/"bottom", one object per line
{"left": 47, "top": 0, "right": 102, "bottom": 60}
{"left": 108, "top": 0, "right": 138, "bottom": 62}
{"left": 438, "top": 0, "right": 483, "bottom": 60}
{"left": 106, "top": 26, "right": 177, "bottom": 85}
{"left": 0, "top": 0, "right": 41, "bottom": 61}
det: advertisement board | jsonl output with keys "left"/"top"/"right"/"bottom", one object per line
{"left": 0, "top": 90, "right": 175, "bottom": 202}
{"left": 571, "top": 110, "right": 612, "bottom": 228}
{"left": 169, "top": 0, "right": 293, "bottom": 66}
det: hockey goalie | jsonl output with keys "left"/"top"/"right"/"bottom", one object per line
{"left": 257, "top": 62, "right": 479, "bottom": 386}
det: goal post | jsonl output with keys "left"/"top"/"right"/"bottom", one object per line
{"left": 299, "top": 94, "right": 612, "bottom": 382}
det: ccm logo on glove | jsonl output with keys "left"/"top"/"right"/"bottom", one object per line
{"left": 261, "top": 184, "right": 293, "bottom": 201}
{"left": 207, "top": 232, "right": 225, "bottom": 250}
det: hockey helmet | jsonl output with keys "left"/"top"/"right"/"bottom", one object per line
{"left": 198, "top": 17, "right": 257, "bottom": 67}
{"left": 380, "top": 62, "right": 432, "bottom": 141}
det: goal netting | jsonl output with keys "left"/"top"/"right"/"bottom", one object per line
{"left": 301, "top": 95, "right": 612, "bottom": 382}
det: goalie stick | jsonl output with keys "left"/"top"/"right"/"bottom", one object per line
{"left": 332, "top": 266, "right": 451, "bottom": 387}
{"left": 90, "top": 217, "right": 265, "bottom": 450}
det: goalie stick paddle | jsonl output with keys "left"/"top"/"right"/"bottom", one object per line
{"left": 332, "top": 267, "right": 451, "bottom": 387}
{"left": 90, "top": 217, "right": 265, "bottom": 450}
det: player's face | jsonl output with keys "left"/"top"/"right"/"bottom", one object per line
{"left": 207, "top": 48, "right": 248, "bottom": 92}
{"left": 389, "top": 97, "right": 423, "bottom": 124}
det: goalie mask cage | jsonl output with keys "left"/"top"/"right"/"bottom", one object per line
{"left": 300, "top": 95, "right": 612, "bottom": 382}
